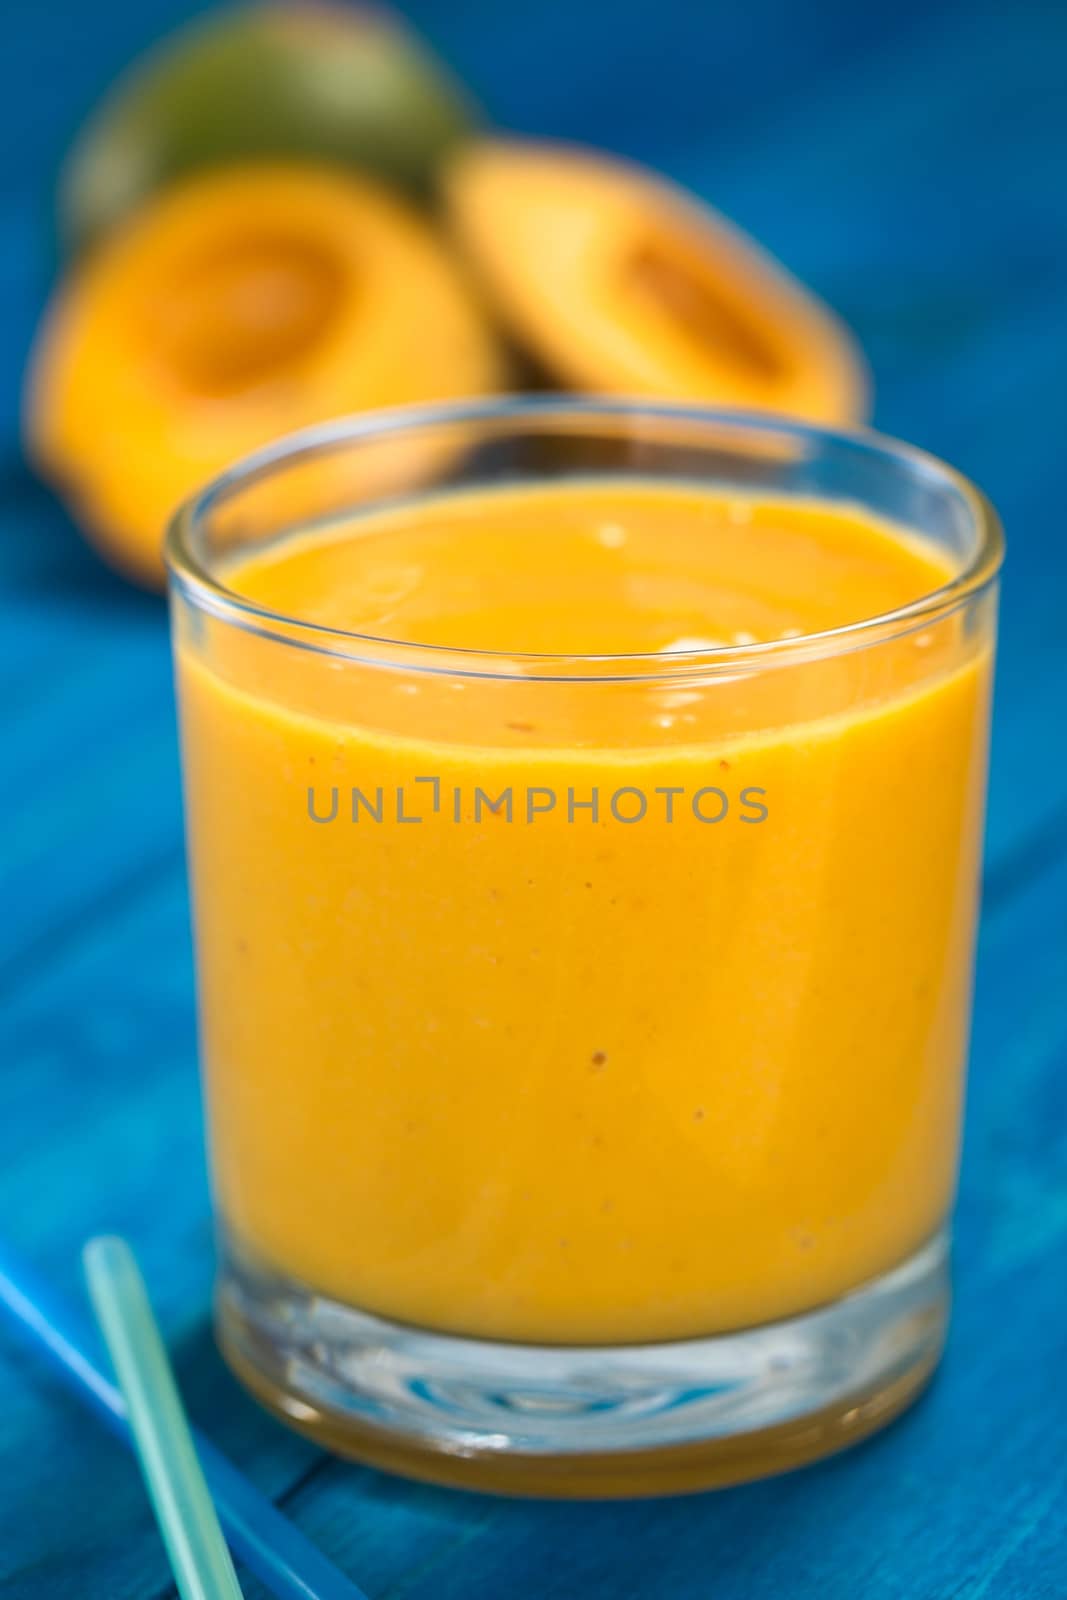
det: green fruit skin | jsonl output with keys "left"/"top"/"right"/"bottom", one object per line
{"left": 60, "top": 2, "right": 479, "bottom": 252}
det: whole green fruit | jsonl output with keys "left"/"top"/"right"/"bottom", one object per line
{"left": 60, "top": 2, "right": 479, "bottom": 252}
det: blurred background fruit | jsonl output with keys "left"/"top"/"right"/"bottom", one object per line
{"left": 446, "top": 139, "right": 868, "bottom": 425}
{"left": 59, "top": 1, "right": 478, "bottom": 253}
{"left": 26, "top": 162, "right": 502, "bottom": 586}
{"left": 26, "top": 0, "right": 869, "bottom": 587}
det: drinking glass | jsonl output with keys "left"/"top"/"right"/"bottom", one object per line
{"left": 167, "top": 399, "right": 1001, "bottom": 1495}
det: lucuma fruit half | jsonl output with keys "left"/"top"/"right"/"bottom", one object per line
{"left": 27, "top": 164, "right": 503, "bottom": 586}
{"left": 446, "top": 139, "right": 869, "bottom": 426}
{"left": 60, "top": 2, "right": 479, "bottom": 253}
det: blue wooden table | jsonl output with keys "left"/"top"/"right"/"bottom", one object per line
{"left": 2, "top": 0, "right": 1065, "bottom": 1594}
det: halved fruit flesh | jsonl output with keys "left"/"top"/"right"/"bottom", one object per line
{"left": 25, "top": 163, "right": 502, "bottom": 586}
{"left": 445, "top": 139, "right": 868, "bottom": 424}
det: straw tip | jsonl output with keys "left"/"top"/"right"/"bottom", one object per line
{"left": 82, "top": 1235, "right": 132, "bottom": 1277}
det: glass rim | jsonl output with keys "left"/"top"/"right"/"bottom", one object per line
{"left": 165, "top": 395, "right": 1003, "bottom": 684}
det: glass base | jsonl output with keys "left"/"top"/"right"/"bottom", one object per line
{"left": 216, "top": 1230, "right": 948, "bottom": 1498}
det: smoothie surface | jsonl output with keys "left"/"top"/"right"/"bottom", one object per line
{"left": 224, "top": 479, "right": 953, "bottom": 657}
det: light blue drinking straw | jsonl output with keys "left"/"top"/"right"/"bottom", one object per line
{"left": 84, "top": 1236, "right": 246, "bottom": 1600}
{"left": 0, "top": 1237, "right": 366, "bottom": 1600}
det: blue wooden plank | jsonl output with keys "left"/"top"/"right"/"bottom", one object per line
{"left": 0, "top": 873, "right": 319, "bottom": 1597}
